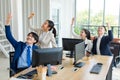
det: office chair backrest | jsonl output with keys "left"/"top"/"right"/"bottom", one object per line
{"left": 110, "top": 42, "right": 120, "bottom": 67}
{"left": 110, "top": 43, "right": 120, "bottom": 57}
{"left": 9, "top": 51, "right": 15, "bottom": 77}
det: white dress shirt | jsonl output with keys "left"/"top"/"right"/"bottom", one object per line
{"left": 70, "top": 27, "right": 93, "bottom": 54}
{"left": 84, "top": 38, "right": 93, "bottom": 54}
{"left": 96, "top": 35, "right": 103, "bottom": 55}
{"left": 17, "top": 44, "right": 33, "bottom": 68}
{"left": 70, "top": 26, "right": 93, "bottom": 53}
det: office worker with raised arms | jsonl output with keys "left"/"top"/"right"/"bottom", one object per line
{"left": 27, "top": 12, "right": 57, "bottom": 48}
{"left": 92, "top": 23, "right": 113, "bottom": 56}
{"left": 5, "top": 14, "right": 39, "bottom": 73}
{"left": 28, "top": 12, "right": 57, "bottom": 75}
{"left": 71, "top": 18, "right": 93, "bottom": 55}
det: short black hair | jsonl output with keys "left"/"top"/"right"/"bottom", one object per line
{"left": 100, "top": 25, "right": 107, "bottom": 31}
{"left": 27, "top": 32, "right": 39, "bottom": 44}
{"left": 102, "top": 25, "right": 107, "bottom": 31}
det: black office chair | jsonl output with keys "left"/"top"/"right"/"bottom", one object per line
{"left": 110, "top": 43, "right": 120, "bottom": 67}
{"left": 115, "top": 56, "right": 120, "bottom": 66}
{"left": 9, "top": 51, "right": 15, "bottom": 77}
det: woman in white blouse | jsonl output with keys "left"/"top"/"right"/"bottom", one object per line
{"left": 28, "top": 12, "right": 57, "bottom": 48}
{"left": 71, "top": 18, "right": 93, "bottom": 55}
{"left": 27, "top": 12, "right": 57, "bottom": 75}
{"left": 80, "top": 29, "right": 93, "bottom": 55}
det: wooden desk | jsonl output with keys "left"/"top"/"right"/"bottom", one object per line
{"left": 11, "top": 55, "right": 113, "bottom": 80}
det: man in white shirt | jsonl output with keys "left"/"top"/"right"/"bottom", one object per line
{"left": 92, "top": 23, "right": 113, "bottom": 56}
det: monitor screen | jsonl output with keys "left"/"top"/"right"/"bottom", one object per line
{"left": 32, "top": 47, "right": 63, "bottom": 67}
{"left": 62, "top": 38, "right": 83, "bottom": 51}
{"left": 74, "top": 41, "right": 85, "bottom": 64}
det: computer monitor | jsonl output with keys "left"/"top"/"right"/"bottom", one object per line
{"left": 74, "top": 41, "right": 85, "bottom": 68}
{"left": 32, "top": 47, "right": 63, "bottom": 67}
{"left": 62, "top": 38, "right": 83, "bottom": 51}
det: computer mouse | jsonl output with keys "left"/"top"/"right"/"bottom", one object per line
{"left": 97, "top": 63, "right": 103, "bottom": 65}
{"left": 74, "top": 68, "right": 77, "bottom": 71}
{"left": 72, "top": 67, "right": 78, "bottom": 72}
{"left": 52, "top": 71, "right": 57, "bottom": 74}
{"left": 60, "top": 66, "right": 64, "bottom": 69}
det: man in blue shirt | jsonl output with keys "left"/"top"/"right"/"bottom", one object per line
{"left": 5, "top": 14, "right": 39, "bottom": 73}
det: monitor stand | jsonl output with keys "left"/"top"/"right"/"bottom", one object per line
{"left": 74, "top": 62, "right": 85, "bottom": 68}
{"left": 47, "top": 64, "right": 52, "bottom": 76}
{"left": 47, "top": 64, "right": 57, "bottom": 76}
{"left": 66, "top": 51, "right": 74, "bottom": 58}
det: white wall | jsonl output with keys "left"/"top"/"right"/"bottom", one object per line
{"left": 40, "top": 0, "right": 50, "bottom": 24}
{"left": 51, "top": 0, "right": 75, "bottom": 37}
{"left": 0, "top": 0, "right": 23, "bottom": 41}
{"left": 50, "top": 0, "right": 75, "bottom": 46}
{"left": 0, "top": 0, "right": 75, "bottom": 44}
{"left": 0, "top": 0, "right": 11, "bottom": 24}
{"left": 60, "top": 0, "right": 75, "bottom": 38}
{"left": 11, "top": 0, "right": 23, "bottom": 41}
{"left": 22, "top": 0, "right": 50, "bottom": 41}
{"left": 11, "top": 0, "right": 50, "bottom": 41}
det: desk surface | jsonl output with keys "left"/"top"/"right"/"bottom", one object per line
{"left": 11, "top": 55, "right": 113, "bottom": 80}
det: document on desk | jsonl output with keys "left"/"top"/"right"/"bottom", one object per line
{"left": 10, "top": 77, "right": 32, "bottom": 80}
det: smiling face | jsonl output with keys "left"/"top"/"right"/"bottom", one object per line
{"left": 41, "top": 20, "right": 50, "bottom": 31}
{"left": 80, "top": 30, "right": 87, "bottom": 40}
{"left": 26, "top": 33, "right": 37, "bottom": 45}
{"left": 98, "top": 26, "right": 105, "bottom": 36}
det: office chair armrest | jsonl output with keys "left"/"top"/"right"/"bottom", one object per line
{"left": 115, "top": 56, "right": 120, "bottom": 65}
{"left": 10, "top": 68, "right": 16, "bottom": 77}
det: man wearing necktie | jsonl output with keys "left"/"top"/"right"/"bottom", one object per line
{"left": 27, "top": 46, "right": 31, "bottom": 67}
{"left": 5, "top": 13, "right": 39, "bottom": 73}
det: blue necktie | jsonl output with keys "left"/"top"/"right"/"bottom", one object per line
{"left": 27, "top": 46, "right": 31, "bottom": 67}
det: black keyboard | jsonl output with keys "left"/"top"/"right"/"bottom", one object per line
{"left": 17, "top": 69, "right": 58, "bottom": 79}
{"left": 90, "top": 63, "right": 103, "bottom": 74}
{"left": 17, "top": 70, "right": 37, "bottom": 79}
{"left": 74, "top": 62, "right": 85, "bottom": 68}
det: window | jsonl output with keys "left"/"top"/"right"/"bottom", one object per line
{"left": 75, "top": 0, "right": 89, "bottom": 34}
{"left": 76, "top": 0, "right": 120, "bottom": 37}
{"left": 51, "top": 8, "right": 60, "bottom": 45}
{"left": 105, "top": 0, "right": 119, "bottom": 26}
{"left": 105, "top": 0, "right": 120, "bottom": 37}
{"left": 90, "top": 0, "right": 104, "bottom": 25}
{"left": 76, "top": 0, "right": 89, "bottom": 25}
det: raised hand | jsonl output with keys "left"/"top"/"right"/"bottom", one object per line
{"left": 28, "top": 12, "right": 35, "bottom": 19}
{"left": 6, "top": 13, "right": 12, "bottom": 25}
{"left": 106, "top": 23, "right": 111, "bottom": 30}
